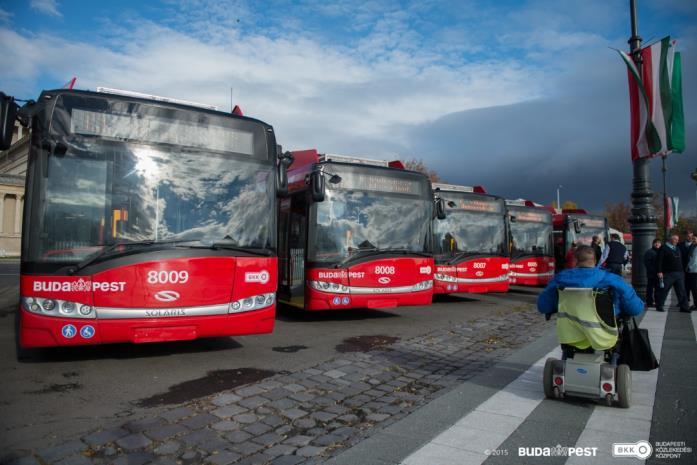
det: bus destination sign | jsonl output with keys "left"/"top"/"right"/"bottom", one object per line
{"left": 332, "top": 172, "right": 423, "bottom": 195}
{"left": 515, "top": 212, "right": 548, "bottom": 222}
{"left": 450, "top": 198, "right": 502, "bottom": 213}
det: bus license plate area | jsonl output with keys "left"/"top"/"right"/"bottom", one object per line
{"left": 132, "top": 326, "right": 197, "bottom": 343}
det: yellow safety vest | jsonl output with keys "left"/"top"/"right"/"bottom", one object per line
{"left": 556, "top": 288, "right": 618, "bottom": 350}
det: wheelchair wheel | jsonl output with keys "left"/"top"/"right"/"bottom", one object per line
{"left": 615, "top": 364, "right": 632, "bottom": 408}
{"left": 543, "top": 358, "right": 556, "bottom": 399}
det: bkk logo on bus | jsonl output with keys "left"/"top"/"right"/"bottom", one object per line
{"left": 245, "top": 271, "right": 270, "bottom": 284}
{"left": 32, "top": 279, "right": 126, "bottom": 292}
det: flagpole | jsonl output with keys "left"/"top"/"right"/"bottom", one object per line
{"left": 662, "top": 155, "right": 669, "bottom": 239}
{"left": 628, "top": 0, "right": 657, "bottom": 296}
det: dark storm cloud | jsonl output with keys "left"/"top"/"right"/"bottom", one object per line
{"left": 406, "top": 47, "right": 696, "bottom": 215}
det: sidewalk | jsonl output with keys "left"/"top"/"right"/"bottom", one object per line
{"left": 327, "top": 299, "right": 696, "bottom": 465}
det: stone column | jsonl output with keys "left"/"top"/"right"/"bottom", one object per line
{"left": 0, "top": 192, "right": 5, "bottom": 234}
{"left": 15, "top": 194, "right": 23, "bottom": 234}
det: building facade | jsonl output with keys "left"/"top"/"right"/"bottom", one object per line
{"left": 0, "top": 123, "right": 29, "bottom": 257}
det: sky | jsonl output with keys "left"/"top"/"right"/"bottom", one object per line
{"left": 1, "top": 0, "right": 695, "bottom": 217}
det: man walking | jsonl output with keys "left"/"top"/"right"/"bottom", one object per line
{"left": 644, "top": 238, "right": 661, "bottom": 308}
{"left": 656, "top": 234, "right": 690, "bottom": 313}
{"left": 685, "top": 235, "right": 697, "bottom": 310}
{"left": 602, "top": 233, "right": 628, "bottom": 276}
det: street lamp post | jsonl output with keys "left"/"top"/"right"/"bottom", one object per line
{"left": 557, "top": 185, "right": 562, "bottom": 211}
{"left": 627, "top": 0, "right": 657, "bottom": 297}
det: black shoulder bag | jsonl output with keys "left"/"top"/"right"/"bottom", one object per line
{"left": 619, "top": 317, "right": 659, "bottom": 371}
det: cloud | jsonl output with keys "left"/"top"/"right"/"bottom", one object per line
{"left": 30, "top": 0, "right": 61, "bottom": 18}
{"left": 0, "top": 7, "right": 12, "bottom": 22}
{"left": 405, "top": 44, "right": 697, "bottom": 214}
{"left": 0, "top": 19, "right": 542, "bottom": 152}
{"left": 1, "top": 0, "right": 695, "bottom": 216}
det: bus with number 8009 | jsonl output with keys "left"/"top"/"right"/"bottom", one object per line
{"left": 0, "top": 87, "right": 292, "bottom": 352}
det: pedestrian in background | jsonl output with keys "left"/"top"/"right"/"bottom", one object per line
{"left": 602, "top": 233, "right": 628, "bottom": 276}
{"left": 678, "top": 231, "right": 694, "bottom": 306}
{"left": 656, "top": 234, "right": 690, "bottom": 313}
{"left": 591, "top": 235, "right": 603, "bottom": 265}
{"left": 685, "top": 234, "right": 697, "bottom": 310}
{"left": 644, "top": 238, "right": 661, "bottom": 308}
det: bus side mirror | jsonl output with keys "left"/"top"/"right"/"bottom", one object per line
{"left": 0, "top": 92, "right": 18, "bottom": 151}
{"left": 573, "top": 220, "right": 582, "bottom": 234}
{"left": 310, "top": 171, "right": 325, "bottom": 202}
{"left": 276, "top": 149, "right": 293, "bottom": 198}
{"left": 435, "top": 197, "right": 446, "bottom": 220}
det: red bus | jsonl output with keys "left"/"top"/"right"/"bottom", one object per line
{"left": 552, "top": 209, "right": 609, "bottom": 271}
{"left": 277, "top": 150, "right": 435, "bottom": 310}
{"left": 1, "top": 88, "right": 291, "bottom": 349}
{"left": 505, "top": 200, "right": 554, "bottom": 286}
{"left": 432, "top": 184, "right": 510, "bottom": 294}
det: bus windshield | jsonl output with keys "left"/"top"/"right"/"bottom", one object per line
{"left": 565, "top": 216, "right": 607, "bottom": 247}
{"left": 510, "top": 216, "right": 553, "bottom": 258}
{"left": 27, "top": 94, "right": 274, "bottom": 263}
{"left": 433, "top": 194, "right": 506, "bottom": 257}
{"left": 308, "top": 164, "right": 431, "bottom": 263}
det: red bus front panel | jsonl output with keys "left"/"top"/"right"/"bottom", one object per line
{"left": 434, "top": 256, "right": 510, "bottom": 294}
{"left": 508, "top": 257, "right": 555, "bottom": 286}
{"left": 305, "top": 257, "right": 434, "bottom": 310}
{"left": 18, "top": 256, "right": 277, "bottom": 348}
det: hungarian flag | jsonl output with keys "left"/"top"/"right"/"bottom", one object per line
{"left": 618, "top": 37, "right": 685, "bottom": 160}
{"left": 665, "top": 195, "right": 679, "bottom": 228}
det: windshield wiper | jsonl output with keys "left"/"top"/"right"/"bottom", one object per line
{"left": 335, "top": 247, "right": 430, "bottom": 269}
{"left": 69, "top": 239, "right": 186, "bottom": 274}
{"left": 184, "top": 241, "right": 274, "bottom": 256}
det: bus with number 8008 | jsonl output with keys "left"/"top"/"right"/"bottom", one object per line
{"left": 0, "top": 87, "right": 292, "bottom": 352}
{"left": 277, "top": 150, "right": 435, "bottom": 311}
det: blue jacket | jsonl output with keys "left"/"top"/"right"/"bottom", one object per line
{"left": 538, "top": 267, "right": 644, "bottom": 317}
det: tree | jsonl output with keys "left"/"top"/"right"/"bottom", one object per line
{"left": 603, "top": 202, "right": 631, "bottom": 232}
{"left": 650, "top": 194, "right": 695, "bottom": 240}
{"left": 403, "top": 158, "right": 441, "bottom": 182}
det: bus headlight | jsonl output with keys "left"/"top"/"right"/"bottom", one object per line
{"left": 411, "top": 280, "right": 433, "bottom": 291}
{"left": 21, "top": 297, "right": 95, "bottom": 319}
{"left": 308, "top": 281, "right": 349, "bottom": 294}
{"left": 229, "top": 293, "right": 275, "bottom": 313}
{"left": 434, "top": 273, "right": 457, "bottom": 283}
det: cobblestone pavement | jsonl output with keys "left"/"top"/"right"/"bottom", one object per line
{"left": 1, "top": 303, "right": 546, "bottom": 465}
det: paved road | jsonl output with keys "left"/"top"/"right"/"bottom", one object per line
{"left": 0, "top": 264, "right": 537, "bottom": 454}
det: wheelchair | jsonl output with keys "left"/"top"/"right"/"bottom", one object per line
{"left": 543, "top": 287, "right": 631, "bottom": 408}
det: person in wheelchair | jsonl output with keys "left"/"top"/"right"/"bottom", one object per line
{"left": 537, "top": 246, "right": 644, "bottom": 407}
